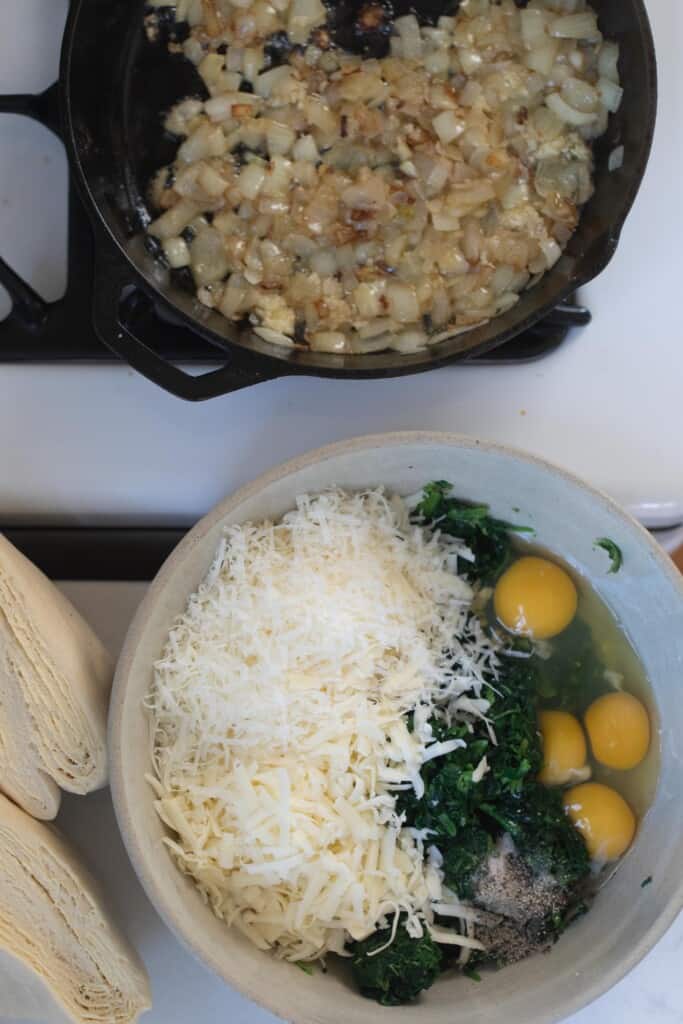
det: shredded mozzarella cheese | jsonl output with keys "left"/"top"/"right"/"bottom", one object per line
{"left": 148, "top": 489, "right": 500, "bottom": 960}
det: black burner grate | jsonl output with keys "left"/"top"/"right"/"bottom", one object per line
{"left": 0, "top": 86, "right": 590, "bottom": 373}
{"left": 0, "top": 179, "right": 590, "bottom": 367}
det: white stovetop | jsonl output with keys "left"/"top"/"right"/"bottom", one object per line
{"left": 0, "top": 1, "right": 682, "bottom": 532}
{"left": 4, "top": 581, "right": 682, "bottom": 1024}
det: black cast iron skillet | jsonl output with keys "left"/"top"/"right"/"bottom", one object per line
{"left": 7, "top": 0, "right": 660, "bottom": 400}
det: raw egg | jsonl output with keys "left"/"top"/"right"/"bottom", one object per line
{"left": 563, "top": 782, "right": 636, "bottom": 861}
{"left": 494, "top": 556, "right": 578, "bottom": 640}
{"left": 538, "top": 710, "right": 590, "bottom": 786}
{"left": 584, "top": 691, "right": 650, "bottom": 771}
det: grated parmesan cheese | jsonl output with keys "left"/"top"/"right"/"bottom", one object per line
{"left": 148, "top": 489, "right": 500, "bottom": 961}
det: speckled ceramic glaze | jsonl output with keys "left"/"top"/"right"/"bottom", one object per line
{"left": 109, "top": 433, "right": 683, "bottom": 1024}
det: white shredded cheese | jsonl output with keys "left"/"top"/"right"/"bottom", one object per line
{"left": 149, "top": 489, "right": 500, "bottom": 961}
{"left": 472, "top": 755, "right": 490, "bottom": 784}
{"left": 427, "top": 924, "right": 486, "bottom": 950}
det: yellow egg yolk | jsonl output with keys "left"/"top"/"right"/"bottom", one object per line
{"left": 563, "top": 782, "right": 636, "bottom": 861}
{"left": 584, "top": 691, "right": 650, "bottom": 771}
{"left": 494, "top": 556, "right": 578, "bottom": 640}
{"left": 538, "top": 710, "right": 590, "bottom": 786}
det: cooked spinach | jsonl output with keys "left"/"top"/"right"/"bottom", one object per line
{"left": 349, "top": 918, "right": 443, "bottom": 1006}
{"left": 439, "top": 827, "right": 493, "bottom": 900}
{"left": 483, "top": 657, "right": 542, "bottom": 797}
{"left": 397, "top": 721, "right": 490, "bottom": 837}
{"left": 595, "top": 537, "right": 623, "bottom": 574}
{"left": 414, "top": 481, "right": 532, "bottom": 585}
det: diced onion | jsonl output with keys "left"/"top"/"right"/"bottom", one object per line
{"left": 162, "top": 236, "right": 191, "bottom": 269}
{"left": 287, "top": 233, "right": 318, "bottom": 258}
{"left": 430, "top": 207, "right": 461, "bottom": 232}
{"left": 354, "top": 281, "right": 386, "bottom": 320}
{"left": 525, "top": 39, "right": 559, "bottom": 76}
{"left": 149, "top": 200, "right": 200, "bottom": 241}
{"left": 520, "top": 9, "right": 548, "bottom": 49}
{"left": 205, "top": 95, "right": 236, "bottom": 123}
{"left": 266, "top": 121, "right": 296, "bottom": 156}
{"left": 598, "top": 41, "right": 620, "bottom": 84}
{"left": 386, "top": 282, "right": 419, "bottom": 323}
{"left": 394, "top": 15, "right": 422, "bottom": 60}
{"left": 182, "top": 35, "right": 205, "bottom": 65}
{"left": 532, "top": 105, "right": 563, "bottom": 141}
{"left": 358, "top": 318, "right": 395, "bottom": 339}
{"left": 424, "top": 50, "right": 451, "bottom": 76}
{"left": 310, "top": 330, "right": 348, "bottom": 352}
{"left": 292, "top": 134, "right": 319, "bottom": 162}
{"left": 220, "top": 274, "right": 250, "bottom": 317}
{"left": 310, "top": 249, "right": 338, "bottom": 276}
{"left": 389, "top": 328, "right": 428, "bottom": 353}
{"left": 239, "top": 163, "right": 267, "bottom": 199}
{"left": 550, "top": 13, "right": 601, "bottom": 41}
{"left": 288, "top": 0, "right": 326, "bottom": 45}
{"left": 561, "top": 77, "right": 599, "bottom": 114}
{"left": 608, "top": 145, "right": 624, "bottom": 172}
{"left": 243, "top": 46, "right": 264, "bottom": 82}
{"left": 597, "top": 77, "right": 624, "bottom": 114}
{"left": 190, "top": 228, "right": 230, "bottom": 285}
{"left": 198, "top": 53, "right": 225, "bottom": 89}
{"left": 256, "top": 66, "right": 294, "bottom": 99}
{"left": 254, "top": 326, "right": 294, "bottom": 346}
{"left": 459, "top": 49, "right": 483, "bottom": 76}
{"left": 540, "top": 236, "right": 562, "bottom": 269}
{"left": 546, "top": 92, "right": 598, "bottom": 127}
{"left": 178, "top": 124, "right": 227, "bottom": 163}
{"left": 165, "top": 98, "right": 203, "bottom": 136}
{"left": 432, "top": 110, "right": 465, "bottom": 145}
{"left": 226, "top": 47, "right": 244, "bottom": 72}
{"left": 198, "top": 164, "right": 229, "bottom": 197}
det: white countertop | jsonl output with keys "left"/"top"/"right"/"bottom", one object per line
{"left": 0, "top": 2, "right": 682, "bottom": 532}
{"left": 3, "top": 580, "right": 682, "bottom": 1024}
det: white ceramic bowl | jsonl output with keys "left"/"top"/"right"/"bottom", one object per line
{"left": 110, "top": 433, "right": 683, "bottom": 1024}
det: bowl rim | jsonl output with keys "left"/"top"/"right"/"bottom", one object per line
{"left": 109, "top": 431, "right": 683, "bottom": 1024}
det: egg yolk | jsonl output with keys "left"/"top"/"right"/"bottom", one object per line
{"left": 494, "top": 556, "right": 578, "bottom": 640}
{"left": 563, "top": 782, "right": 636, "bottom": 861}
{"left": 584, "top": 691, "right": 650, "bottom": 771}
{"left": 538, "top": 710, "right": 590, "bottom": 786}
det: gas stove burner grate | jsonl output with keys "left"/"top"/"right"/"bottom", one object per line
{"left": 0, "top": 83, "right": 590, "bottom": 376}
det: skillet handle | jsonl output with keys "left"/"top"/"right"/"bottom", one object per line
{"left": 0, "top": 83, "right": 62, "bottom": 137}
{"left": 91, "top": 255, "right": 286, "bottom": 402}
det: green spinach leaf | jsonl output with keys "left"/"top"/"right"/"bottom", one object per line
{"left": 349, "top": 918, "right": 443, "bottom": 1006}
{"left": 594, "top": 538, "right": 623, "bottom": 574}
{"left": 414, "top": 482, "right": 532, "bottom": 585}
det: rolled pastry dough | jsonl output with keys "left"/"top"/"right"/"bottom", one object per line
{"left": 0, "top": 792, "right": 151, "bottom": 1024}
{"left": 0, "top": 535, "right": 113, "bottom": 820}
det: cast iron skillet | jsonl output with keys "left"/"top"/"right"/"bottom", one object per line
{"left": 58, "top": 0, "right": 656, "bottom": 400}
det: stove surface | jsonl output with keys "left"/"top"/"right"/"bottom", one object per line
{"left": 0, "top": 0, "right": 681, "bottom": 531}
